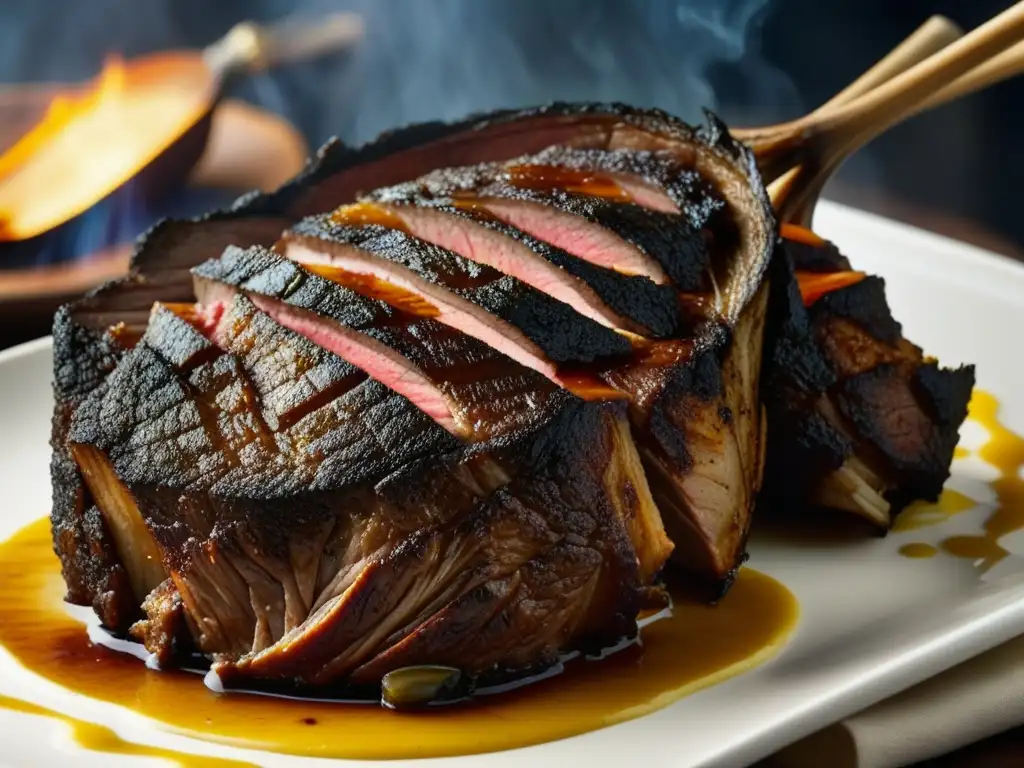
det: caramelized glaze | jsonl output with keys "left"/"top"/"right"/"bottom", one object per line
{"left": 893, "top": 489, "right": 977, "bottom": 532}
{"left": 0, "top": 517, "right": 797, "bottom": 761}
{"left": 938, "top": 391, "right": 1024, "bottom": 567}
{"left": 302, "top": 262, "right": 441, "bottom": 318}
{"left": 330, "top": 201, "right": 410, "bottom": 232}
{"left": 897, "top": 390, "right": 1024, "bottom": 568}
{"left": 503, "top": 164, "right": 633, "bottom": 202}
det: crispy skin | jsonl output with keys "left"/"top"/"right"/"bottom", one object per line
{"left": 762, "top": 238, "right": 975, "bottom": 525}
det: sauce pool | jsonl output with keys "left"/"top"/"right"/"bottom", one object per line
{"left": 0, "top": 517, "right": 798, "bottom": 762}
{"left": 897, "top": 390, "right": 1024, "bottom": 567}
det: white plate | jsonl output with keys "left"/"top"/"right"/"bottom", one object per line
{"left": 1, "top": 200, "right": 1024, "bottom": 768}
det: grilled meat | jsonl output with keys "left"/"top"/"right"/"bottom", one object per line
{"left": 762, "top": 232, "right": 975, "bottom": 527}
{"left": 48, "top": 103, "right": 971, "bottom": 693}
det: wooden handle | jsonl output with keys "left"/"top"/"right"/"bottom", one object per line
{"left": 203, "top": 13, "right": 364, "bottom": 77}
{"left": 771, "top": 2, "right": 1024, "bottom": 226}
{"left": 734, "top": 16, "right": 962, "bottom": 145}
{"left": 808, "top": 1, "right": 1024, "bottom": 154}
{"left": 768, "top": 18, "right": 966, "bottom": 225}
{"left": 756, "top": 0, "right": 1024, "bottom": 186}
{"left": 915, "top": 38, "right": 1024, "bottom": 113}
{"left": 821, "top": 16, "right": 964, "bottom": 110}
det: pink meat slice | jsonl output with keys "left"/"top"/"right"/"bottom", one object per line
{"left": 372, "top": 202, "right": 652, "bottom": 329}
{"left": 606, "top": 176, "right": 679, "bottom": 214}
{"left": 281, "top": 239, "right": 561, "bottom": 383}
{"left": 194, "top": 279, "right": 463, "bottom": 437}
{"left": 474, "top": 196, "right": 669, "bottom": 285}
{"left": 502, "top": 157, "right": 680, "bottom": 215}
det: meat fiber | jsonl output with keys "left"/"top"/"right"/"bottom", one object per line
{"left": 68, "top": 326, "right": 667, "bottom": 687}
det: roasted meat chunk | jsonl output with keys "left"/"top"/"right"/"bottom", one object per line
{"left": 761, "top": 231, "right": 975, "bottom": 527}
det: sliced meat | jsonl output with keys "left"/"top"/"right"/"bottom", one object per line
{"left": 282, "top": 215, "right": 633, "bottom": 373}
{"left": 384, "top": 163, "right": 714, "bottom": 290}
{"left": 193, "top": 245, "right": 572, "bottom": 441}
{"left": 213, "top": 398, "right": 666, "bottom": 689}
{"left": 52, "top": 103, "right": 781, "bottom": 690}
{"left": 69, "top": 337, "right": 668, "bottom": 689}
{"left": 203, "top": 295, "right": 375, "bottom": 432}
{"left": 353, "top": 193, "right": 678, "bottom": 334}
{"left": 359, "top": 189, "right": 683, "bottom": 338}
{"left": 602, "top": 289, "right": 768, "bottom": 591}
{"left": 503, "top": 150, "right": 681, "bottom": 214}
{"left": 141, "top": 303, "right": 219, "bottom": 373}
{"left": 504, "top": 145, "right": 706, "bottom": 214}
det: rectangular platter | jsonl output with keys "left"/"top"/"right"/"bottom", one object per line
{"left": 1, "top": 200, "right": 1023, "bottom": 767}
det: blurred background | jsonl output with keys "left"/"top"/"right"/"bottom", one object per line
{"left": 0, "top": 0, "right": 1021, "bottom": 347}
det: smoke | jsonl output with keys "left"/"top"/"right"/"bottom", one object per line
{"left": 0, "top": 0, "right": 801, "bottom": 145}
{"left": 288, "top": 0, "right": 802, "bottom": 144}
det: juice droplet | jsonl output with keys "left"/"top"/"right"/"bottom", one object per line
{"left": 898, "top": 542, "right": 938, "bottom": 559}
{"left": 892, "top": 489, "right": 977, "bottom": 533}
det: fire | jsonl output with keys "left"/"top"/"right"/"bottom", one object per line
{"left": 0, "top": 57, "right": 128, "bottom": 183}
{"left": 0, "top": 52, "right": 211, "bottom": 242}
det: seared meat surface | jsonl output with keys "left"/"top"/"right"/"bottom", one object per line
{"left": 762, "top": 232, "right": 975, "bottom": 527}
{"left": 48, "top": 103, "right": 971, "bottom": 695}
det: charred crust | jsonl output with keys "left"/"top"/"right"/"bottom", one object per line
{"left": 915, "top": 362, "right": 975, "bottom": 429}
{"left": 783, "top": 237, "right": 851, "bottom": 272}
{"left": 129, "top": 578, "right": 188, "bottom": 667}
{"left": 645, "top": 346, "right": 724, "bottom": 470}
{"left": 835, "top": 362, "right": 975, "bottom": 502}
{"left": 762, "top": 244, "right": 836, "bottom": 399}
{"left": 195, "top": 245, "right": 394, "bottom": 332}
{"left": 50, "top": 307, "right": 138, "bottom": 630}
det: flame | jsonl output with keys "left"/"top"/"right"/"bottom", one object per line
{"left": 0, "top": 57, "right": 128, "bottom": 183}
{"left": 0, "top": 52, "right": 210, "bottom": 242}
